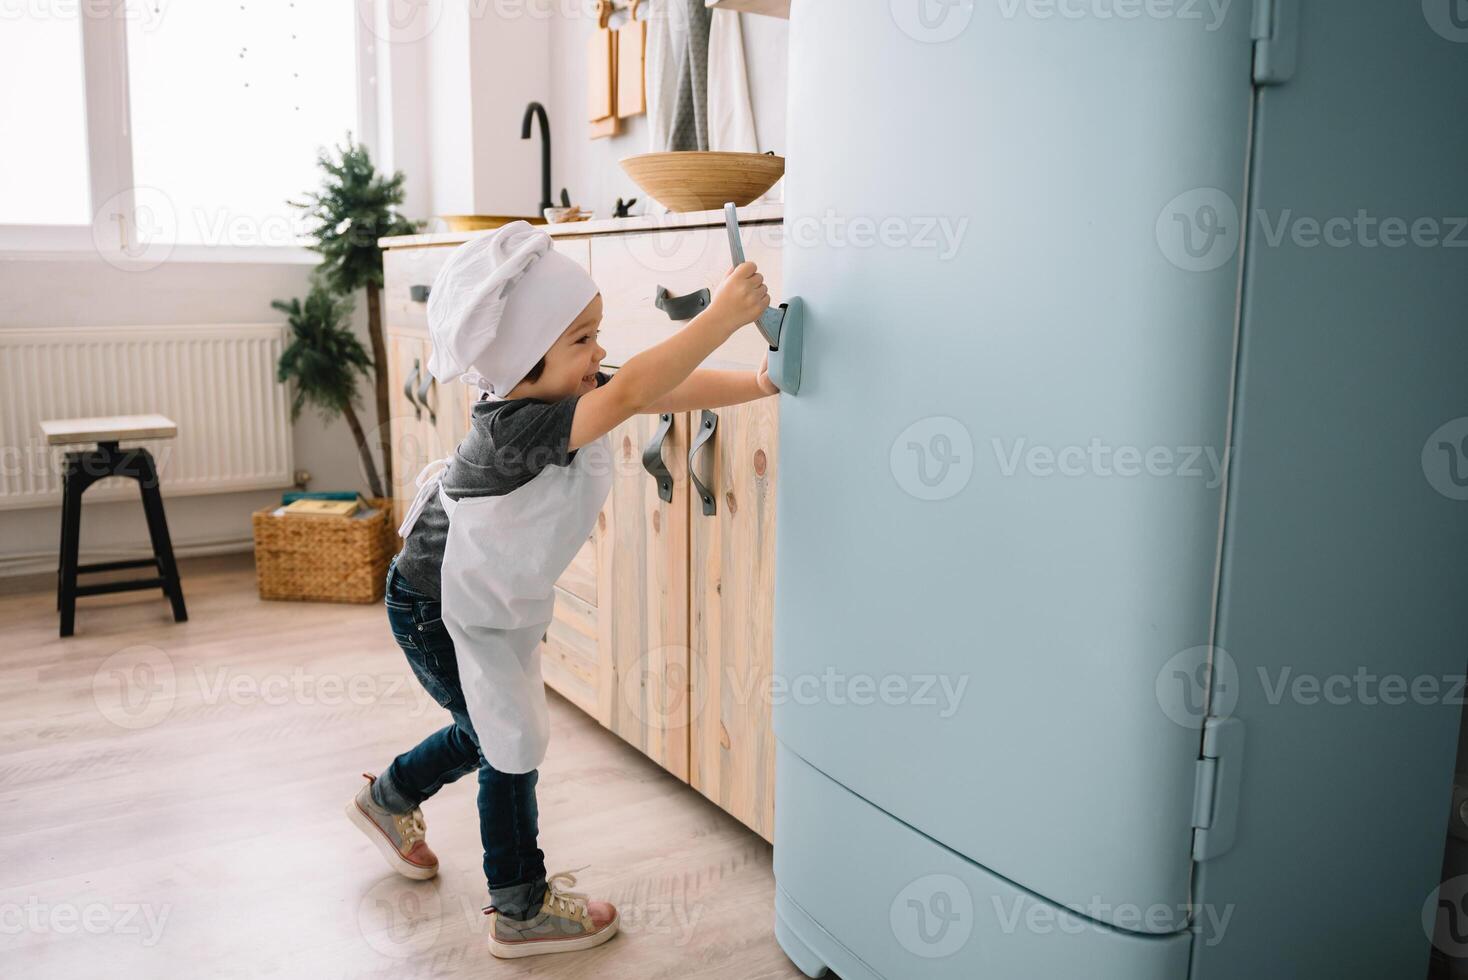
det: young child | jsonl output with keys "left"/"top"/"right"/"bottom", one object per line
{"left": 346, "top": 220, "right": 775, "bottom": 959}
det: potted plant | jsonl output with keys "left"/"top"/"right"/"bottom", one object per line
{"left": 273, "top": 280, "right": 384, "bottom": 498}
{"left": 291, "top": 136, "right": 420, "bottom": 494}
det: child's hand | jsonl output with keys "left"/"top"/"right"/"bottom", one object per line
{"left": 708, "top": 261, "right": 770, "bottom": 331}
{"left": 757, "top": 352, "right": 780, "bottom": 395}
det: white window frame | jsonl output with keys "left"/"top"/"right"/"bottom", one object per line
{"left": 0, "top": 3, "right": 377, "bottom": 265}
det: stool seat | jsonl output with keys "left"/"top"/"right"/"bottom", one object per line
{"left": 42, "top": 418, "right": 187, "bottom": 637}
{"left": 40, "top": 414, "right": 178, "bottom": 446}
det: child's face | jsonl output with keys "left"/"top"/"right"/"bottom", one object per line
{"left": 508, "top": 294, "right": 606, "bottom": 401}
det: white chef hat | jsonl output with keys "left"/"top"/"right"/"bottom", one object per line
{"left": 426, "top": 221, "right": 599, "bottom": 398}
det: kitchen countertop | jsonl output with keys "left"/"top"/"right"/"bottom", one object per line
{"left": 379, "top": 202, "right": 783, "bottom": 249}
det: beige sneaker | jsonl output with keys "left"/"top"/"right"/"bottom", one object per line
{"left": 345, "top": 773, "right": 439, "bottom": 880}
{"left": 486, "top": 870, "right": 619, "bottom": 959}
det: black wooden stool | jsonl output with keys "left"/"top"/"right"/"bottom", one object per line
{"left": 42, "top": 416, "right": 188, "bottom": 637}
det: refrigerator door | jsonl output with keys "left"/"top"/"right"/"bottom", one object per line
{"left": 775, "top": 0, "right": 1254, "bottom": 932}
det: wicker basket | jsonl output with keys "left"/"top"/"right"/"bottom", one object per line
{"left": 252, "top": 497, "right": 398, "bottom": 603}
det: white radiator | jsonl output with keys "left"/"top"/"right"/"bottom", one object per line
{"left": 0, "top": 324, "right": 295, "bottom": 510}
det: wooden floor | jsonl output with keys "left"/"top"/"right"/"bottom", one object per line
{"left": 0, "top": 553, "right": 808, "bottom": 979}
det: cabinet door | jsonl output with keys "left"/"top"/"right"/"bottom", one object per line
{"left": 541, "top": 411, "right": 692, "bottom": 782}
{"left": 601, "top": 412, "right": 692, "bottom": 778}
{"left": 688, "top": 398, "right": 779, "bottom": 840}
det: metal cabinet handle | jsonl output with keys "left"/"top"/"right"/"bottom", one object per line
{"left": 687, "top": 409, "right": 718, "bottom": 516}
{"left": 416, "top": 370, "right": 436, "bottom": 425}
{"left": 403, "top": 359, "right": 423, "bottom": 421}
{"left": 654, "top": 285, "right": 711, "bottom": 321}
{"left": 641, "top": 413, "right": 675, "bottom": 503}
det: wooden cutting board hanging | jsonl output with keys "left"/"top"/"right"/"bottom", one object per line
{"left": 616, "top": 0, "right": 646, "bottom": 118}
{"left": 588, "top": 0, "right": 620, "bottom": 139}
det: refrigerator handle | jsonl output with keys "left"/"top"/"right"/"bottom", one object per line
{"left": 641, "top": 413, "right": 676, "bottom": 504}
{"left": 724, "top": 203, "right": 805, "bottom": 395}
{"left": 688, "top": 409, "right": 718, "bottom": 516}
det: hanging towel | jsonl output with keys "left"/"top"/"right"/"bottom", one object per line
{"left": 645, "top": 0, "right": 679, "bottom": 153}
{"left": 666, "top": 0, "right": 712, "bottom": 151}
{"left": 707, "top": 10, "right": 758, "bottom": 153}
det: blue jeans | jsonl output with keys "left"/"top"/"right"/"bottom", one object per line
{"left": 376, "top": 556, "right": 547, "bottom": 919}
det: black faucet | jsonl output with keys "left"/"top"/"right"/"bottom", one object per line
{"left": 521, "top": 101, "right": 552, "bottom": 215}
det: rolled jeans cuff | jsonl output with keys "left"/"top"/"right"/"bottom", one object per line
{"left": 490, "top": 878, "right": 548, "bottom": 921}
{"left": 370, "top": 768, "right": 418, "bottom": 814}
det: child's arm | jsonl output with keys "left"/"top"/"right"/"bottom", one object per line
{"left": 643, "top": 355, "right": 780, "bottom": 414}
{"left": 569, "top": 262, "right": 768, "bottom": 450}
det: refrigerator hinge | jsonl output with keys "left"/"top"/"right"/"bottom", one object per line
{"left": 1252, "top": 0, "right": 1299, "bottom": 85}
{"left": 1191, "top": 716, "right": 1246, "bottom": 861}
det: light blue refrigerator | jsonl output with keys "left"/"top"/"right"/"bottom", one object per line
{"left": 768, "top": 2, "right": 1468, "bottom": 977}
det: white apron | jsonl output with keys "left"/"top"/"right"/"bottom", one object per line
{"left": 398, "top": 435, "right": 613, "bottom": 774}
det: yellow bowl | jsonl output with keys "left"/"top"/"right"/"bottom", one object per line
{"left": 619, "top": 151, "right": 785, "bottom": 213}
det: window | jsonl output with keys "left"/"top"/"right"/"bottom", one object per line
{"left": 0, "top": 1, "right": 367, "bottom": 258}
{"left": 0, "top": 7, "right": 92, "bottom": 225}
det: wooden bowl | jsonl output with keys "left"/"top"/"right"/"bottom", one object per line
{"left": 437, "top": 214, "right": 545, "bottom": 231}
{"left": 619, "top": 152, "right": 785, "bottom": 213}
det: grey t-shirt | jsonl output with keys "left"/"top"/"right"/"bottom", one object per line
{"left": 395, "top": 372, "right": 610, "bottom": 600}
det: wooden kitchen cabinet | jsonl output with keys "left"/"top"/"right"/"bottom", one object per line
{"left": 688, "top": 398, "right": 780, "bottom": 841}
